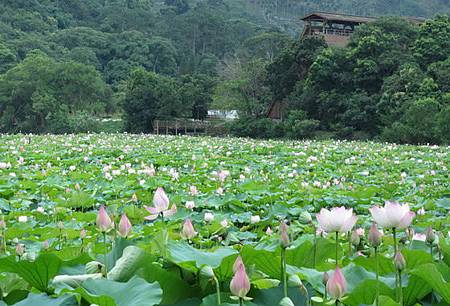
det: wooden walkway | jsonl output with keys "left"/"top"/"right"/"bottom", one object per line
{"left": 153, "top": 119, "right": 209, "bottom": 135}
{"left": 153, "top": 119, "right": 228, "bottom": 136}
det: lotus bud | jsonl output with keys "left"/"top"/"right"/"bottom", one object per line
{"left": 220, "top": 219, "right": 228, "bottom": 228}
{"left": 230, "top": 261, "right": 250, "bottom": 298}
{"left": 368, "top": 222, "right": 382, "bottom": 248}
{"left": 350, "top": 230, "right": 360, "bottom": 246}
{"left": 131, "top": 193, "right": 138, "bottom": 202}
{"left": 57, "top": 221, "right": 64, "bottom": 230}
{"left": 280, "top": 221, "right": 290, "bottom": 248}
{"left": 96, "top": 206, "right": 112, "bottom": 232}
{"left": 406, "top": 227, "right": 415, "bottom": 240}
{"left": 425, "top": 227, "right": 435, "bottom": 244}
{"left": 326, "top": 266, "right": 346, "bottom": 300}
{"left": 204, "top": 212, "right": 214, "bottom": 222}
{"left": 233, "top": 256, "right": 244, "bottom": 273}
{"left": 200, "top": 265, "right": 215, "bottom": 279}
{"left": 190, "top": 185, "right": 198, "bottom": 195}
{"left": 322, "top": 272, "right": 329, "bottom": 285}
{"left": 185, "top": 201, "right": 195, "bottom": 210}
{"left": 75, "top": 183, "right": 81, "bottom": 190}
{"left": 181, "top": 219, "right": 197, "bottom": 240}
{"left": 394, "top": 252, "right": 406, "bottom": 271}
{"left": 80, "top": 229, "right": 87, "bottom": 239}
{"left": 118, "top": 214, "right": 132, "bottom": 238}
{"left": 279, "top": 297, "right": 295, "bottom": 306}
{"left": 42, "top": 240, "right": 49, "bottom": 250}
{"left": 299, "top": 211, "right": 312, "bottom": 224}
{"left": 266, "top": 227, "right": 273, "bottom": 236}
{"left": 16, "top": 243, "right": 24, "bottom": 256}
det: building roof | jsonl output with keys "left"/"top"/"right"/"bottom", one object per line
{"left": 302, "top": 12, "right": 377, "bottom": 23}
{"left": 301, "top": 11, "right": 426, "bottom": 24}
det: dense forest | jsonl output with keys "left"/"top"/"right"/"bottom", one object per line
{"left": 0, "top": 0, "right": 449, "bottom": 144}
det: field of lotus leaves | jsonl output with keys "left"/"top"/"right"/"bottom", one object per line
{"left": 0, "top": 134, "right": 449, "bottom": 306}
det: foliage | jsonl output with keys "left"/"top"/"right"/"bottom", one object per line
{"left": 0, "top": 134, "right": 448, "bottom": 305}
{"left": 263, "top": 16, "right": 450, "bottom": 144}
{"left": 0, "top": 51, "right": 110, "bottom": 133}
{"left": 123, "top": 69, "right": 188, "bottom": 133}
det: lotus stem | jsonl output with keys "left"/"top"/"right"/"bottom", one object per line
{"left": 313, "top": 227, "right": 317, "bottom": 268}
{"left": 392, "top": 228, "right": 398, "bottom": 255}
{"left": 1, "top": 230, "right": 6, "bottom": 253}
{"left": 239, "top": 297, "right": 243, "bottom": 306}
{"left": 392, "top": 227, "right": 398, "bottom": 301}
{"left": 103, "top": 232, "right": 108, "bottom": 274}
{"left": 347, "top": 232, "right": 351, "bottom": 256}
{"left": 398, "top": 269, "right": 403, "bottom": 306}
{"left": 59, "top": 227, "right": 63, "bottom": 250}
{"left": 213, "top": 276, "right": 221, "bottom": 305}
{"left": 335, "top": 231, "right": 339, "bottom": 266}
{"left": 281, "top": 247, "right": 288, "bottom": 298}
{"left": 375, "top": 246, "right": 379, "bottom": 306}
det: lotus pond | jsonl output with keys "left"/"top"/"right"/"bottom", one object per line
{"left": 0, "top": 134, "right": 449, "bottom": 306}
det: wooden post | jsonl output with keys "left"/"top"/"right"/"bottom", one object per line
{"left": 184, "top": 122, "right": 187, "bottom": 135}
{"left": 175, "top": 121, "right": 178, "bottom": 136}
{"left": 166, "top": 121, "right": 168, "bottom": 135}
{"left": 156, "top": 120, "right": 159, "bottom": 135}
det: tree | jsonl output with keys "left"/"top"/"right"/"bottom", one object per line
{"left": 240, "top": 32, "right": 292, "bottom": 62}
{"left": 214, "top": 59, "right": 272, "bottom": 117}
{"left": 163, "top": 0, "right": 190, "bottom": 15}
{"left": 0, "top": 41, "right": 16, "bottom": 73}
{"left": 179, "top": 74, "right": 216, "bottom": 120}
{"left": 413, "top": 15, "right": 450, "bottom": 68}
{"left": 266, "top": 36, "right": 327, "bottom": 101}
{"left": 123, "top": 69, "right": 188, "bottom": 133}
{"left": 0, "top": 51, "right": 110, "bottom": 133}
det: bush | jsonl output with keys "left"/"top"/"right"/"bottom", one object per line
{"left": 283, "top": 110, "right": 319, "bottom": 139}
{"left": 229, "top": 117, "right": 283, "bottom": 138}
{"left": 381, "top": 98, "right": 443, "bottom": 144}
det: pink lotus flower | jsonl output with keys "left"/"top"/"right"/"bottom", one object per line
{"left": 96, "top": 206, "right": 113, "bottom": 232}
{"left": 369, "top": 201, "right": 415, "bottom": 229}
{"left": 326, "top": 266, "right": 347, "bottom": 300}
{"left": 118, "top": 214, "right": 132, "bottom": 238}
{"left": 144, "top": 187, "right": 177, "bottom": 221}
{"left": 230, "top": 258, "right": 251, "bottom": 298}
{"left": 316, "top": 207, "right": 358, "bottom": 233}
{"left": 181, "top": 219, "right": 197, "bottom": 240}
